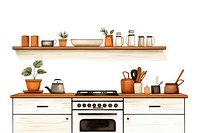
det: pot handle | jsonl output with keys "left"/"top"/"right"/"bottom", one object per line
{"left": 177, "top": 79, "right": 184, "bottom": 86}
{"left": 122, "top": 71, "right": 130, "bottom": 79}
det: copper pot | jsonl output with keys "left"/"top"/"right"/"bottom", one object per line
{"left": 164, "top": 79, "right": 184, "bottom": 94}
{"left": 121, "top": 71, "right": 134, "bottom": 94}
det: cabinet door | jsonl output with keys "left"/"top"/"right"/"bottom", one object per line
{"left": 14, "top": 115, "right": 71, "bottom": 133}
{"left": 124, "top": 115, "right": 184, "bottom": 133}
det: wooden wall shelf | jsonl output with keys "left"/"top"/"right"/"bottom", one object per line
{"left": 12, "top": 46, "right": 166, "bottom": 50}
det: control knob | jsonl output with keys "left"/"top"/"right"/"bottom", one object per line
{"left": 108, "top": 103, "right": 112, "bottom": 108}
{"left": 114, "top": 103, "right": 118, "bottom": 108}
{"left": 77, "top": 103, "right": 81, "bottom": 108}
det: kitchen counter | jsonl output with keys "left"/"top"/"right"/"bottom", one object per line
{"left": 10, "top": 93, "right": 188, "bottom": 98}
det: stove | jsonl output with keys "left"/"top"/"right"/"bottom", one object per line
{"left": 75, "top": 90, "right": 118, "bottom": 96}
{"left": 72, "top": 90, "right": 123, "bottom": 133}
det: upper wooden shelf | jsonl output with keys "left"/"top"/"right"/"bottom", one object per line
{"left": 12, "top": 46, "right": 166, "bottom": 50}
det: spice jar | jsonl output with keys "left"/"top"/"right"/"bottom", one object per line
{"left": 144, "top": 85, "right": 150, "bottom": 94}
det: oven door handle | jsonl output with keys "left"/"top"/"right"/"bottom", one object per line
{"left": 78, "top": 113, "right": 117, "bottom": 115}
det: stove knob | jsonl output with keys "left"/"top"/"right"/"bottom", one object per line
{"left": 114, "top": 103, "right": 118, "bottom": 108}
{"left": 103, "top": 103, "right": 107, "bottom": 107}
{"left": 108, "top": 103, "right": 112, "bottom": 108}
{"left": 98, "top": 103, "right": 101, "bottom": 107}
{"left": 87, "top": 103, "right": 91, "bottom": 107}
{"left": 82, "top": 103, "right": 86, "bottom": 107}
{"left": 93, "top": 103, "right": 96, "bottom": 108}
{"left": 77, "top": 103, "right": 81, "bottom": 108}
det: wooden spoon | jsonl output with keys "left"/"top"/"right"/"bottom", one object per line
{"left": 175, "top": 69, "right": 184, "bottom": 83}
{"left": 136, "top": 67, "right": 142, "bottom": 83}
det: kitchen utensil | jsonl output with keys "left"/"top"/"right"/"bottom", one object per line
{"left": 115, "top": 32, "right": 124, "bottom": 46}
{"left": 71, "top": 39, "right": 103, "bottom": 47}
{"left": 138, "top": 71, "right": 147, "bottom": 83}
{"left": 45, "top": 79, "right": 65, "bottom": 94}
{"left": 159, "top": 81, "right": 163, "bottom": 86}
{"left": 146, "top": 36, "right": 155, "bottom": 46}
{"left": 121, "top": 71, "right": 135, "bottom": 94}
{"left": 164, "top": 69, "right": 185, "bottom": 94}
{"left": 164, "top": 79, "right": 184, "bottom": 94}
{"left": 134, "top": 83, "right": 143, "bottom": 94}
{"left": 151, "top": 85, "right": 160, "bottom": 94}
{"left": 135, "top": 67, "right": 142, "bottom": 83}
{"left": 130, "top": 69, "right": 137, "bottom": 82}
{"left": 175, "top": 69, "right": 184, "bottom": 83}
{"left": 126, "top": 30, "right": 135, "bottom": 46}
{"left": 41, "top": 40, "right": 57, "bottom": 47}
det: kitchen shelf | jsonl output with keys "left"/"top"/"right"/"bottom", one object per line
{"left": 12, "top": 46, "right": 166, "bottom": 50}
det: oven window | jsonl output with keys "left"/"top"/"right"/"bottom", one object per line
{"left": 80, "top": 119, "right": 116, "bottom": 132}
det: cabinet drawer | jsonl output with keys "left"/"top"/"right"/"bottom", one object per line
{"left": 13, "top": 98, "right": 71, "bottom": 114}
{"left": 124, "top": 98, "right": 184, "bottom": 114}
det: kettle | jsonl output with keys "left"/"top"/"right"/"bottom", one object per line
{"left": 45, "top": 79, "right": 65, "bottom": 94}
{"left": 121, "top": 71, "right": 135, "bottom": 94}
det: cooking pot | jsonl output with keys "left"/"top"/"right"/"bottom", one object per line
{"left": 164, "top": 79, "right": 184, "bottom": 94}
{"left": 121, "top": 71, "right": 134, "bottom": 94}
{"left": 45, "top": 79, "right": 65, "bottom": 94}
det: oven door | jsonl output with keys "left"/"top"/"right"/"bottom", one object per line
{"left": 73, "top": 110, "right": 123, "bottom": 133}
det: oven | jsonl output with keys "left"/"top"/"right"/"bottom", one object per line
{"left": 72, "top": 98, "right": 123, "bottom": 133}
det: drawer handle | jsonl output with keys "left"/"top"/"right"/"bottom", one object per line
{"left": 149, "top": 105, "right": 161, "bottom": 108}
{"left": 37, "top": 106, "right": 49, "bottom": 108}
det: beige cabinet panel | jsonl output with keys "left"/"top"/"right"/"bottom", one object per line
{"left": 124, "top": 115, "right": 184, "bottom": 133}
{"left": 14, "top": 115, "right": 71, "bottom": 133}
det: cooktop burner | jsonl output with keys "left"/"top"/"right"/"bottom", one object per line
{"left": 75, "top": 90, "right": 118, "bottom": 96}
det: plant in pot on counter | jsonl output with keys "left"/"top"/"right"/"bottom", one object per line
{"left": 21, "top": 60, "right": 47, "bottom": 92}
{"left": 100, "top": 27, "right": 114, "bottom": 47}
{"left": 59, "top": 31, "right": 68, "bottom": 47}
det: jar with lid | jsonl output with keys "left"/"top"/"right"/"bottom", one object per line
{"left": 115, "top": 32, "right": 124, "bottom": 46}
{"left": 126, "top": 30, "right": 135, "bottom": 46}
{"left": 138, "top": 36, "right": 145, "bottom": 46}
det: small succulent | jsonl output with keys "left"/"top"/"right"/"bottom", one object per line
{"left": 59, "top": 31, "right": 68, "bottom": 39}
{"left": 100, "top": 27, "right": 114, "bottom": 35}
{"left": 21, "top": 60, "right": 47, "bottom": 80}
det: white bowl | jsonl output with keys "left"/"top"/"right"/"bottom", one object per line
{"left": 71, "top": 39, "right": 103, "bottom": 47}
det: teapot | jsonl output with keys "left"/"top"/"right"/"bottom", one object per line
{"left": 45, "top": 79, "right": 65, "bottom": 94}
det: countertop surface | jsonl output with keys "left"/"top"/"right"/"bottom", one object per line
{"left": 10, "top": 93, "right": 188, "bottom": 98}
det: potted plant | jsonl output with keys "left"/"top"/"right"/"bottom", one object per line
{"left": 59, "top": 31, "right": 68, "bottom": 47}
{"left": 21, "top": 60, "right": 47, "bottom": 91}
{"left": 100, "top": 27, "right": 114, "bottom": 47}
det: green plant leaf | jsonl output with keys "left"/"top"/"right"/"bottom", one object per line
{"left": 110, "top": 30, "right": 114, "bottom": 34}
{"left": 37, "top": 69, "right": 47, "bottom": 74}
{"left": 33, "top": 60, "right": 43, "bottom": 68}
{"left": 21, "top": 67, "right": 32, "bottom": 76}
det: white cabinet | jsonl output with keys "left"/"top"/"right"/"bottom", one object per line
{"left": 124, "top": 98, "right": 185, "bottom": 133}
{"left": 12, "top": 98, "right": 72, "bottom": 133}
{"left": 14, "top": 115, "right": 71, "bottom": 133}
{"left": 124, "top": 115, "right": 184, "bottom": 133}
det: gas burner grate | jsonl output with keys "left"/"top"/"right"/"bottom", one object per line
{"left": 75, "top": 90, "right": 118, "bottom": 96}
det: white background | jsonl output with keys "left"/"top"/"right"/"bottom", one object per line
{"left": 0, "top": 0, "right": 199, "bottom": 132}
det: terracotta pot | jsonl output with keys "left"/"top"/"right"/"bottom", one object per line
{"left": 25, "top": 79, "right": 42, "bottom": 91}
{"left": 59, "top": 39, "right": 67, "bottom": 47}
{"left": 105, "top": 35, "right": 113, "bottom": 47}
